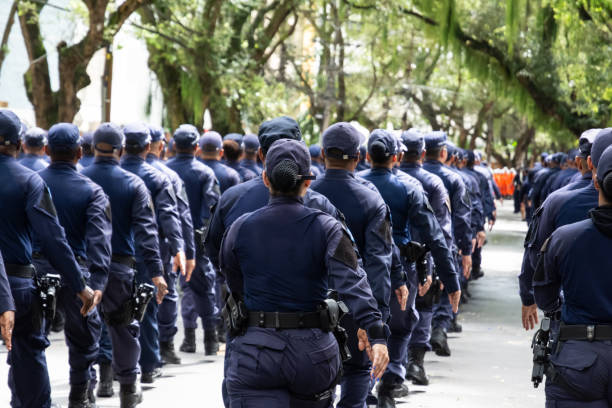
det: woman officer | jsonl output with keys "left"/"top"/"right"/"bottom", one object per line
{"left": 221, "top": 138, "right": 389, "bottom": 407}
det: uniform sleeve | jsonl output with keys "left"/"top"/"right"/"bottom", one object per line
{"left": 390, "top": 244, "right": 407, "bottom": 290}
{"left": 154, "top": 176, "right": 184, "bottom": 256}
{"left": 175, "top": 178, "right": 195, "bottom": 260}
{"left": 362, "top": 202, "right": 393, "bottom": 318}
{"left": 450, "top": 178, "right": 473, "bottom": 255}
{"left": 26, "top": 174, "right": 85, "bottom": 293}
{"left": 219, "top": 215, "right": 246, "bottom": 296}
{"left": 479, "top": 173, "right": 495, "bottom": 220}
{"left": 407, "top": 188, "right": 460, "bottom": 293}
{"left": 85, "top": 187, "right": 112, "bottom": 292}
{"left": 533, "top": 234, "right": 563, "bottom": 313}
{"left": 0, "top": 252, "right": 15, "bottom": 314}
{"left": 201, "top": 173, "right": 220, "bottom": 226}
{"left": 467, "top": 177, "right": 484, "bottom": 233}
{"left": 131, "top": 182, "right": 164, "bottom": 279}
{"left": 324, "top": 219, "right": 387, "bottom": 343}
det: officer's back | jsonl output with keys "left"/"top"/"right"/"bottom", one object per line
{"left": 197, "top": 131, "right": 241, "bottom": 193}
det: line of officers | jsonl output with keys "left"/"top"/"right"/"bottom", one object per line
{"left": 518, "top": 127, "right": 612, "bottom": 407}
{"left": 0, "top": 108, "right": 501, "bottom": 408}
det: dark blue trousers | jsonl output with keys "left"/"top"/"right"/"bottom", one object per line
{"left": 181, "top": 253, "right": 218, "bottom": 330}
{"left": 102, "top": 262, "right": 140, "bottom": 384}
{"left": 136, "top": 262, "right": 161, "bottom": 373}
{"left": 472, "top": 245, "right": 482, "bottom": 271}
{"left": 338, "top": 315, "right": 372, "bottom": 408}
{"left": 545, "top": 340, "right": 612, "bottom": 407}
{"left": 97, "top": 322, "right": 112, "bottom": 364}
{"left": 409, "top": 309, "right": 433, "bottom": 351}
{"left": 226, "top": 327, "right": 340, "bottom": 407}
{"left": 179, "top": 273, "right": 198, "bottom": 329}
{"left": 158, "top": 269, "right": 178, "bottom": 342}
{"left": 432, "top": 295, "right": 453, "bottom": 331}
{"left": 7, "top": 275, "right": 51, "bottom": 408}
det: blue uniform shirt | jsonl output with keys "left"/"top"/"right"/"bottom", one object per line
{"left": 0, "top": 155, "right": 85, "bottom": 293}
{"left": 79, "top": 155, "right": 95, "bottom": 168}
{"left": 459, "top": 167, "right": 484, "bottom": 233}
{"left": 82, "top": 156, "right": 163, "bottom": 278}
{"left": 556, "top": 171, "right": 592, "bottom": 194}
{"left": 200, "top": 158, "right": 241, "bottom": 193}
{"left": 240, "top": 159, "right": 262, "bottom": 176}
{"left": 18, "top": 154, "right": 48, "bottom": 171}
{"left": 226, "top": 160, "right": 257, "bottom": 182}
{"left": 0, "top": 252, "right": 15, "bottom": 313}
{"left": 534, "top": 207, "right": 612, "bottom": 324}
{"left": 121, "top": 155, "right": 184, "bottom": 258}
{"left": 423, "top": 160, "right": 473, "bottom": 255}
{"left": 311, "top": 169, "right": 393, "bottom": 317}
{"left": 39, "top": 162, "right": 112, "bottom": 291}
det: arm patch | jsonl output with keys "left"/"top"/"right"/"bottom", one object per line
{"left": 38, "top": 187, "right": 57, "bottom": 217}
{"left": 333, "top": 230, "right": 359, "bottom": 270}
{"left": 533, "top": 237, "right": 552, "bottom": 282}
{"left": 104, "top": 203, "right": 112, "bottom": 222}
{"left": 377, "top": 210, "right": 393, "bottom": 245}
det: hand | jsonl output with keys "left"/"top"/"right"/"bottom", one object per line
{"left": 471, "top": 238, "right": 477, "bottom": 254}
{"left": 77, "top": 286, "right": 95, "bottom": 316}
{"left": 0, "top": 310, "right": 15, "bottom": 351}
{"left": 357, "top": 329, "right": 389, "bottom": 380}
{"left": 184, "top": 259, "right": 195, "bottom": 282}
{"left": 152, "top": 276, "right": 169, "bottom": 304}
{"left": 488, "top": 219, "right": 495, "bottom": 231}
{"left": 418, "top": 275, "right": 432, "bottom": 297}
{"left": 477, "top": 231, "right": 486, "bottom": 248}
{"left": 394, "top": 285, "right": 408, "bottom": 311}
{"left": 448, "top": 290, "right": 461, "bottom": 313}
{"left": 522, "top": 304, "right": 539, "bottom": 330}
{"left": 462, "top": 255, "right": 472, "bottom": 279}
{"left": 173, "top": 251, "right": 186, "bottom": 275}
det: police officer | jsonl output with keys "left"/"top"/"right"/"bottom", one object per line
{"left": 532, "top": 143, "right": 612, "bottom": 407}
{"left": 166, "top": 124, "right": 221, "bottom": 356}
{"left": 360, "top": 130, "right": 461, "bottom": 407}
{"left": 205, "top": 116, "right": 347, "bottom": 408}
{"left": 121, "top": 123, "right": 186, "bottom": 383}
{"left": 79, "top": 132, "right": 95, "bottom": 168}
{"left": 240, "top": 133, "right": 263, "bottom": 175}
{"left": 309, "top": 144, "right": 325, "bottom": 174}
{"left": 520, "top": 129, "right": 612, "bottom": 330}
{"left": 310, "top": 122, "right": 393, "bottom": 408}
{"left": 0, "top": 251, "right": 15, "bottom": 352}
{"left": 530, "top": 153, "right": 562, "bottom": 208}
{"left": 19, "top": 126, "right": 49, "bottom": 171}
{"left": 556, "top": 129, "right": 599, "bottom": 193}
{"left": 356, "top": 144, "right": 369, "bottom": 171}
{"left": 222, "top": 138, "right": 390, "bottom": 407}
{"left": 82, "top": 123, "right": 167, "bottom": 407}
{"left": 36, "top": 123, "right": 112, "bottom": 407}
{"left": 223, "top": 133, "right": 258, "bottom": 182}
{"left": 146, "top": 125, "right": 196, "bottom": 364}
{"left": 198, "top": 131, "right": 241, "bottom": 193}
{"left": 549, "top": 150, "right": 579, "bottom": 191}
{"left": 0, "top": 109, "right": 96, "bottom": 407}
{"left": 422, "top": 131, "right": 472, "bottom": 356}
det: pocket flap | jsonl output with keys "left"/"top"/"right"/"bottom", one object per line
{"left": 308, "top": 341, "right": 339, "bottom": 364}
{"left": 552, "top": 342, "right": 598, "bottom": 371}
{"left": 242, "top": 329, "right": 286, "bottom": 351}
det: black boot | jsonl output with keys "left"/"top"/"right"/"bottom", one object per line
{"left": 179, "top": 328, "right": 196, "bottom": 353}
{"left": 140, "top": 367, "right": 162, "bottom": 384}
{"left": 204, "top": 327, "right": 219, "bottom": 356}
{"left": 96, "top": 362, "right": 114, "bottom": 398}
{"left": 406, "top": 348, "right": 429, "bottom": 385}
{"left": 376, "top": 375, "right": 405, "bottom": 408}
{"left": 472, "top": 266, "right": 484, "bottom": 280}
{"left": 448, "top": 316, "right": 462, "bottom": 333}
{"left": 430, "top": 327, "right": 451, "bottom": 357}
{"left": 119, "top": 383, "right": 142, "bottom": 408}
{"left": 160, "top": 340, "right": 181, "bottom": 364}
{"left": 68, "top": 381, "right": 93, "bottom": 408}
{"left": 87, "top": 385, "right": 96, "bottom": 405}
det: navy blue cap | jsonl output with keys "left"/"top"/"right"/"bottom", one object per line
{"left": 445, "top": 140, "right": 457, "bottom": 158}
{"left": 541, "top": 152, "right": 549, "bottom": 159}
{"left": 24, "top": 127, "right": 47, "bottom": 147}
{"left": 567, "top": 148, "right": 579, "bottom": 161}
{"left": 48, "top": 123, "right": 80, "bottom": 149}
{"left": 455, "top": 148, "right": 465, "bottom": 161}
{"left": 173, "top": 124, "right": 199, "bottom": 149}
{"left": 401, "top": 130, "right": 425, "bottom": 154}
{"left": 148, "top": 125, "right": 165, "bottom": 143}
{"left": 243, "top": 133, "right": 259, "bottom": 152}
{"left": 258, "top": 116, "right": 302, "bottom": 151}
{"left": 550, "top": 152, "right": 564, "bottom": 164}
{"left": 200, "top": 131, "right": 223, "bottom": 151}
{"left": 359, "top": 145, "right": 367, "bottom": 158}
{"left": 465, "top": 150, "right": 476, "bottom": 163}
{"left": 93, "top": 123, "right": 125, "bottom": 151}
{"left": 321, "top": 122, "right": 361, "bottom": 159}
{"left": 395, "top": 134, "right": 407, "bottom": 153}
{"left": 597, "top": 145, "right": 612, "bottom": 182}
{"left": 81, "top": 131, "right": 94, "bottom": 146}
{"left": 265, "top": 139, "right": 315, "bottom": 181}
{"left": 123, "top": 122, "right": 151, "bottom": 148}
{"left": 579, "top": 128, "right": 600, "bottom": 158}
{"left": 309, "top": 144, "right": 322, "bottom": 158}
{"left": 368, "top": 129, "right": 397, "bottom": 157}
{"left": 424, "top": 131, "right": 447, "bottom": 151}
{"left": 592, "top": 128, "right": 612, "bottom": 168}
{"left": 223, "top": 133, "right": 243, "bottom": 146}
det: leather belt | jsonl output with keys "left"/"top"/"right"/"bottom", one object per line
{"left": 247, "top": 311, "right": 323, "bottom": 329}
{"left": 5, "top": 264, "right": 35, "bottom": 279}
{"left": 111, "top": 255, "right": 136, "bottom": 268}
{"left": 559, "top": 324, "right": 612, "bottom": 341}
{"left": 33, "top": 251, "right": 87, "bottom": 267}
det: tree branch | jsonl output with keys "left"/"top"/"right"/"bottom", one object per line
{"left": 0, "top": 0, "right": 19, "bottom": 73}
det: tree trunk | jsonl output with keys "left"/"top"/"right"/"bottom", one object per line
{"left": 0, "top": 0, "right": 19, "bottom": 75}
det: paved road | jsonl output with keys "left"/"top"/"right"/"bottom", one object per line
{"left": 0, "top": 203, "right": 545, "bottom": 407}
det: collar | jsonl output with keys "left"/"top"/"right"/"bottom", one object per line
{"left": 94, "top": 156, "right": 120, "bottom": 165}
{"left": 175, "top": 153, "right": 194, "bottom": 161}
{"left": 400, "top": 162, "right": 420, "bottom": 169}
{"left": 146, "top": 153, "right": 159, "bottom": 163}
{"left": 49, "top": 161, "right": 77, "bottom": 171}
{"left": 370, "top": 167, "right": 393, "bottom": 175}
{"left": 322, "top": 168, "right": 355, "bottom": 179}
{"left": 122, "top": 155, "right": 145, "bottom": 164}
{"left": 424, "top": 159, "right": 441, "bottom": 166}
{"left": 268, "top": 195, "right": 304, "bottom": 206}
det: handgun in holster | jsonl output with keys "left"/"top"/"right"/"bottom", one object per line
{"left": 399, "top": 241, "right": 430, "bottom": 286}
{"left": 320, "top": 290, "right": 351, "bottom": 362}
{"left": 36, "top": 273, "right": 61, "bottom": 321}
{"left": 223, "top": 292, "right": 248, "bottom": 337}
{"left": 531, "top": 310, "right": 561, "bottom": 388}
{"left": 132, "top": 283, "right": 155, "bottom": 322}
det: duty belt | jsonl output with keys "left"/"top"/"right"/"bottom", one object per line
{"left": 247, "top": 311, "right": 323, "bottom": 329}
{"left": 33, "top": 251, "right": 87, "bottom": 267}
{"left": 559, "top": 324, "right": 612, "bottom": 341}
{"left": 5, "top": 264, "right": 35, "bottom": 279}
{"left": 111, "top": 255, "right": 136, "bottom": 268}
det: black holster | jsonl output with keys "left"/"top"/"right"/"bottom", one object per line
{"left": 399, "top": 241, "right": 430, "bottom": 286}
{"left": 223, "top": 292, "right": 248, "bottom": 337}
{"left": 102, "top": 281, "right": 155, "bottom": 326}
{"left": 322, "top": 290, "right": 351, "bottom": 362}
{"left": 36, "top": 273, "right": 61, "bottom": 321}
{"left": 531, "top": 312, "right": 560, "bottom": 388}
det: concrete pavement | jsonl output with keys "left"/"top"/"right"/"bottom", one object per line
{"left": 0, "top": 203, "right": 545, "bottom": 407}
